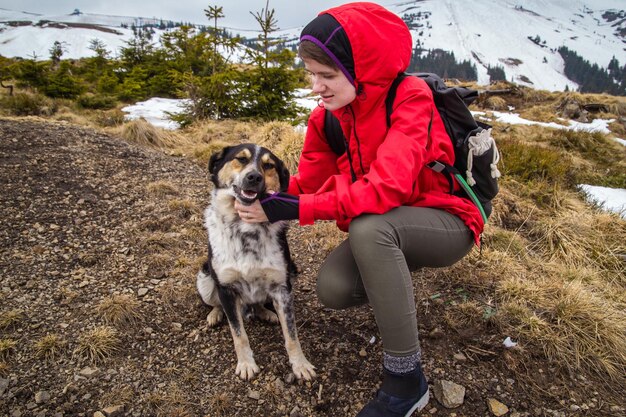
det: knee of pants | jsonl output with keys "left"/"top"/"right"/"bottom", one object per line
{"left": 349, "top": 214, "right": 396, "bottom": 251}
{"left": 316, "top": 269, "right": 364, "bottom": 310}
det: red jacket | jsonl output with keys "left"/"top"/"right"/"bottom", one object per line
{"left": 289, "top": 2, "right": 484, "bottom": 244}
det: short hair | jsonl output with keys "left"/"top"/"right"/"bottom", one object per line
{"left": 298, "top": 40, "right": 338, "bottom": 70}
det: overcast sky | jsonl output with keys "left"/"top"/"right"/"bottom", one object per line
{"left": 0, "top": 1, "right": 398, "bottom": 31}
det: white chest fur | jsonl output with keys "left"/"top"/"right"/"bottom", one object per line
{"left": 204, "top": 191, "right": 289, "bottom": 300}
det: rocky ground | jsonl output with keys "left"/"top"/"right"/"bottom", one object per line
{"left": 0, "top": 118, "right": 623, "bottom": 417}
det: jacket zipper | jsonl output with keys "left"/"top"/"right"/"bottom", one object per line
{"left": 347, "top": 104, "right": 365, "bottom": 181}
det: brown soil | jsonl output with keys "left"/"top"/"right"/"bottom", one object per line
{"left": 0, "top": 118, "right": 621, "bottom": 417}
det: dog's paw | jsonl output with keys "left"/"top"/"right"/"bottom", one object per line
{"left": 256, "top": 306, "right": 279, "bottom": 324}
{"left": 235, "top": 359, "right": 260, "bottom": 380}
{"left": 206, "top": 307, "right": 224, "bottom": 327}
{"left": 291, "top": 358, "right": 316, "bottom": 381}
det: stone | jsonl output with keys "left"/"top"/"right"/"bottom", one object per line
{"left": 94, "top": 412, "right": 106, "bottom": 417}
{"left": 0, "top": 377, "right": 9, "bottom": 397}
{"left": 79, "top": 367, "right": 99, "bottom": 378}
{"left": 103, "top": 405, "right": 125, "bottom": 416}
{"left": 453, "top": 353, "right": 467, "bottom": 362}
{"left": 488, "top": 398, "right": 509, "bottom": 416}
{"left": 138, "top": 288, "right": 149, "bottom": 297}
{"left": 247, "top": 390, "right": 260, "bottom": 400}
{"left": 34, "top": 390, "right": 51, "bottom": 404}
{"left": 433, "top": 380, "right": 465, "bottom": 408}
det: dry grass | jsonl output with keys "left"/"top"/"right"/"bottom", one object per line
{"left": 97, "top": 294, "right": 142, "bottom": 326}
{"left": 497, "top": 275, "right": 626, "bottom": 380}
{"left": 118, "top": 119, "right": 185, "bottom": 148}
{"left": 483, "top": 96, "right": 508, "bottom": 111}
{"left": 146, "top": 180, "right": 179, "bottom": 197}
{"left": 74, "top": 326, "right": 121, "bottom": 363}
{"left": 167, "top": 199, "right": 200, "bottom": 219}
{"left": 145, "top": 382, "right": 195, "bottom": 417}
{"left": 0, "top": 339, "right": 17, "bottom": 360}
{"left": 99, "top": 384, "right": 135, "bottom": 409}
{"left": 0, "top": 309, "right": 24, "bottom": 330}
{"left": 34, "top": 334, "right": 66, "bottom": 360}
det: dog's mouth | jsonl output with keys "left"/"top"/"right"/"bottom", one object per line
{"left": 233, "top": 185, "right": 262, "bottom": 205}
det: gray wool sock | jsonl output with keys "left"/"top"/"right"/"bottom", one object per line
{"left": 383, "top": 351, "right": 422, "bottom": 374}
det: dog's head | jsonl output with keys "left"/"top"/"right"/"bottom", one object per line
{"left": 208, "top": 144, "right": 290, "bottom": 205}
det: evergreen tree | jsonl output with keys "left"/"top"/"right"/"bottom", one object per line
{"left": 44, "top": 61, "right": 83, "bottom": 98}
{"left": 239, "top": 0, "right": 302, "bottom": 120}
{"left": 487, "top": 64, "right": 506, "bottom": 82}
{"left": 49, "top": 41, "right": 65, "bottom": 68}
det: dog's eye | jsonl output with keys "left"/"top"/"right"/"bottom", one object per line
{"left": 262, "top": 163, "right": 275, "bottom": 171}
{"left": 236, "top": 157, "right": 249, "bottom": 164}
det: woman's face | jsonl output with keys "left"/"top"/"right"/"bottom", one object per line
{"left": 303, "top": 58, "right": 356, "bottom": 111}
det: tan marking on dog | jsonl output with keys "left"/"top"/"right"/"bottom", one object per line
{"left": 273, "top": 301, "right": 316, "bottom": 381}
{"left": 228, "top": 299, "right": 259, "bottom": 380}
{"left": 216, "top": 148, "right": 253, "bottom": 186}
{"left": 261, "top": 152, "right": 281, "bottom": 192}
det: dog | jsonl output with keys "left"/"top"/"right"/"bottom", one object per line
{"left": 196, "top": 143, "right": 316, "bottom": 381}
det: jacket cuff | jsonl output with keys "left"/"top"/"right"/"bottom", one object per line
{"left": 299, "top": 194, "right": 316, "bottom": 225}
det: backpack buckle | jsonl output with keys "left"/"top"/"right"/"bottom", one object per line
{"left": 427, "top": 161, "right": 446, "bottom": 173}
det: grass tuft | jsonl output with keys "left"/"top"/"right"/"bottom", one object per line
{"left": 0, "top": 309, "right": 24, "bottom": 330}
{"left": 75, "top": 326, "right": 121, "bottom": 363}
{"left": 167, "top": 199, "right": 200, "bottom": 219}
{"left": 97, "top": 295, "right": 142, "bottom": 326}
{"left": 147, "top": 180, "right": 179, "bottom": 197}
{"left": 34, "top": 334, "right": 66, "bottom": 360}
{"left": 0, "top": 339, "right": 17, "bottom": 360}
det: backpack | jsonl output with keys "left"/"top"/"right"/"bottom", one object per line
{"left": 323, "top": 72, "right": 501, "bottom": 223}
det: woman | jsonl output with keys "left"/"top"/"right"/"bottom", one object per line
{"left": 235, "top": 2, "right": 484, "bottom": 416}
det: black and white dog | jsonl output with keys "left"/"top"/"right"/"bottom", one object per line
{"left": 196, "top": 144, "right": 315, "bottom": 381}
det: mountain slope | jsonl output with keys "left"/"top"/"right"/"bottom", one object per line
{"left": 0, "top": 1, "right": 625, "bottom": 91}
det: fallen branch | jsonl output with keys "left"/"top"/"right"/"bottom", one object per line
{"left": 0, "top": 80, "right": 13, "bottom": 96}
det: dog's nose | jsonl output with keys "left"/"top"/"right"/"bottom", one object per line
{"left": 245, "top": 172, "right": 263, "bottom": 185}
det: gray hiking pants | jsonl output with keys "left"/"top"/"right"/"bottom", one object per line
{"left": 316, "top": 206, "right": 474, "bottom": 356}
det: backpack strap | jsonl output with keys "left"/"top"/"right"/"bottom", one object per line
{"left": 324, "top": 109, "right": 357, "bottom": 182}
{"left": 324, "top": 108, "right": 346, "bottom": 156}
{"left": 384, "top": 73, "right": 409, "bottom": 127}
{"left": 427, "top": 161, "right": 489, "bottom": 224}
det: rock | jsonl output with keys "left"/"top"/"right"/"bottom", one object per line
{"left": 0, "top": 377, "right": 9, "bottom": 397}
{"left": 359, "top": 348, "right": 367, "bottom": 357}
{"left": 248, "top": 389, "right": 261, "bottom": 400}
{"left": 284, "top": 373, "right": 296, "bottom": 385}
{"left": 289, "top": 406, "right": 304, "bottom": 417}
{"left": 433, "top": 380, "right": 465, "bottom": 408}
{"left": 488, "top": 398, "right": 509, "bottom": 416}
{"left": 102, "top": 405, "right": 125, "bottom": 417}
{"left": 137, "top": 288, "right": 149, "bottom": 297}
{"left": 34, "top": 390, "right": 51, "bottom": 404}
{"left": 79, "top": 367, "right": 99, "bottom": 378}
{"left": 453, "top": 353, "right": 467, "bottom": 362}
{"left": 94, "top": 412, "right": 106, "bottom": 417}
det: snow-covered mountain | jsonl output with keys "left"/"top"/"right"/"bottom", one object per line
{"left": 1, "top": 0, "right": 625, "bottom": 91}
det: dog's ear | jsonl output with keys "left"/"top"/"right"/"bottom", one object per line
{"left": 208, "top": 146, "right": 231, "bottom": 186}
{"left": 274, "top": 156, "right": 290, "bottom": 192}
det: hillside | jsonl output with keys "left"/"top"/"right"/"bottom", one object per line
{"left": 1, "top": 0, "right": 625, "bottom": 90}
{"left": 0, "top": 102, "right": 625, "bottom": 416}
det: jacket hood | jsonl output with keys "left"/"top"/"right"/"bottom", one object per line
{"left": 300, "top": 2, "right": 412, "bottom": 88}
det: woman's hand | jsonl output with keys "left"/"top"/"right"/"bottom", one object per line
{"left": 235, "top": 199, "right": 269, "bottom": 223}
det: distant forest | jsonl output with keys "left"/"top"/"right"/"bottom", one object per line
{"left": 407, "top": 48, "right": 477, "bottom": 81}
{"left": 558, "top": 47, "right": 625, "bottom": 96}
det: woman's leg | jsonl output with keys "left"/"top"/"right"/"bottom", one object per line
{"left": 348, "top": 206, "right": 474, "bottom": 356}
{"left": 316, "top": 207, "right": 474, "bottom": 416}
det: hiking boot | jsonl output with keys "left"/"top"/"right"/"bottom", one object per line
{"left": 356, "top": 367, "right": 429, "bottom": 417}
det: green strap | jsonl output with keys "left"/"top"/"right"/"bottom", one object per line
{"left": 454, "top": 173, "right": 488, "bottom": 224}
